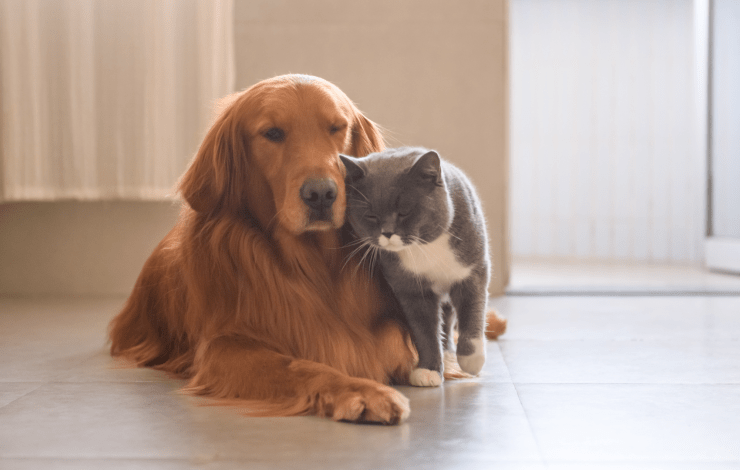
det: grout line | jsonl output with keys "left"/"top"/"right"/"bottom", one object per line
{"left": 510, "top": 382, "right": 740, "bottom": 386}
{"left": 506, "top": 290, "right": 740, "bottom": 297}
{"left": 0, "top": 456, "right": 206, "bottom": 463}
{"left": 499, "top": 341, "right": 548, "bottom": 464}
{"left": 498, "top": 338, "right": 740, "bottom": 342}
{"left": 6, "top": 457, "right": 738, "bottom": 467}
{"left": 0, "top": 383, "right": 44, "bottom": 411}
{"left": 542, "top": 459, "right": 740, "bottom": 467}
{"left": 511, "top": 382, "right": 548, "bottom": 465}
{"left": 490, "top": 341, "right": 516, "bottom": 385}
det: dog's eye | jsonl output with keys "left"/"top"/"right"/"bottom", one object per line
{"left": 263, "top": 127, "right": 285, "bottom": 143}
{"left": 329, "top": 124, "right": 344, "bottom": 135}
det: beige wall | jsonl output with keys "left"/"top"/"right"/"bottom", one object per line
{"left": 0, "top": 0, "right": 508, "bottom": 296}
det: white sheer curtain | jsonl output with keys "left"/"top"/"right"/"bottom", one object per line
{"left": 0, "top": 0, "right": 234, "bottom": 201}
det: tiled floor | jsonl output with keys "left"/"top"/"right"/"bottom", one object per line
{"left": 1, "top": 294, "right": 739, "bottom": 469}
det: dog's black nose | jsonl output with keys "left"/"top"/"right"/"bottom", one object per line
{"left": 300, "top": 178, "right": 337, "bottom": 210}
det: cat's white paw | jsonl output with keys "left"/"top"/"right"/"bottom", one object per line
{"left": 409, "top": 368, "right": 443, "bottom": 387}
{"left": 457, "top": 337, "right": 486, "bottom": 375}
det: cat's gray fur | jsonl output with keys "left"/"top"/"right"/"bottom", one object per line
{"left": 340, "top": 147, "right": 490, "bottom": 385}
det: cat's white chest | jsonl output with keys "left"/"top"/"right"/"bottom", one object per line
{"left": 395, "top": 233, "right": 472, "bottom": 292}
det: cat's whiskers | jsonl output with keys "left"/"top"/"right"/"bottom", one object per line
{"left": 353, "top": 241, "right": 376, "bottom": 278}
{"left": 369, "top": 244, "right": 381, "bottom": 279}
{"left": 265, "top": 207, "right": 287, "bottom": 232}
{"left": 348, "top": 186, "right": 371, "bottom": 204}
{"left": 335, "top": 237, "right": 368, "bottom": 251}
{"left": 357, "top": 244, "right": 379, "bottom": 289}
{"left": 346, "top": 237, "right": 372, "bottom": 254}
{"left": 409, "top": 234, "right": 466, "bottom": 287}
{"left": 438, "top": 225, "right": 463, "bottom": 242}
{"left": 351, "top": 200, "right": 370, "bottom": 209}
{"left": 339, "top": 232, "right": 385, "bottom": 283}
{"left": 365, "top": 244, "right": 375, "bottom": 276}
{"left": 403, "top": 240, "right": 426, "bottom": 300}
{"left": 410, "top": 235, "right": 442, "bottom": 267}
{"left": 341, "top": 237, "right": 373, "bottom": 273}
{"left": 408, "top": 235, "right": 444, "bottom": 286}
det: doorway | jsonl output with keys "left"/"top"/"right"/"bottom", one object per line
{"left": 507, "top": 0, "right": 740, "bottom": 293}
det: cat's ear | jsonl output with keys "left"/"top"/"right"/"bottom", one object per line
{"left": 410, "top": 150, "right": 443, "bottom": 187}
{"left": 339, "top": 154, "right": 365, "bottom": 182}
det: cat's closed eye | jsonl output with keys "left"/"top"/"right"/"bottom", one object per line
{"left": 364, "top": 214, "right": 379, "bottom": 223}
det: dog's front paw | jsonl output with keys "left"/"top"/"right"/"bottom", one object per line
{"left": 329, "top": 381, "right": 410, "bottom": 425}
{"left": 457, "top": 337, "right": 486, "bottom": 375}
{"left": 409, "top": 368, "right": 443, "bottom": 387}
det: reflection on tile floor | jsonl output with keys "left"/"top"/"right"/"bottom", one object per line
{"left": 0, "top": 295, "right": 739, "bottom": 469}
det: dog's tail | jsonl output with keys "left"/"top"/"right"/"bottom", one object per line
{"left": 485, "top": 308, "right": 507, "bottom": 340}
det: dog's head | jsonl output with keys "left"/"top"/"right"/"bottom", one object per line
{"left": 179, "top": 74, "right": 384, "bottom": 233}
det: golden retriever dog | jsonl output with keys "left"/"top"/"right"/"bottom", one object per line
{"left": 109, "top": 74, "right": 506, "bottom": 424}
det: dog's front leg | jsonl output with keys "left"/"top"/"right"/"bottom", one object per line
{"left": 186, "top": 335, "right": 410, "bottom": 424}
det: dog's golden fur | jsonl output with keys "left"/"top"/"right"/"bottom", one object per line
{"left": 109, "top": 75, "right": 415, "bottom": 423}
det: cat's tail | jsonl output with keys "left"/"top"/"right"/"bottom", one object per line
{"left": 485, "top": 309, "right": 507, "bottom": 339}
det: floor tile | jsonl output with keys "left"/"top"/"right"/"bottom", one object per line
{"left": 5, "top": 457, "right": 737, "bottom": 470}
{"left": 0, "top": 458, "right": 194, "bottom": 470}
{"left": 0, "top": 380, "right": 541, "bottom": 466}
{"left": 490, "top": 296, "right": 740, "bottom": 341}
{"left": 0, "top": 346, "right": 97, "bottom": 383}
{"left": 0, "top": 383, "right": 41, "bottom": 409}
{"left": 399, "top": 382, "right": 542, "bottom": 461}
{"left": 57, "top": 349, "right": 173, "bottom": 384}
{"left": 0, "top": 382, "right": 192, "bottom": 459}
{"left": 545, "top": 463, "right": 740, "bottom": 470}
{"left": 474, "top": 341, "right": 512, "bottom": 384}
{"left": 501, "top": 339, "right": 740, "bottom": 384}
{"left": 192, "top": 381, "right": 540, "bottom": 465}
{"left": 2, "top": 294, "right": 740, "bottom": 468}
{"left": 0, "top": 297, "right": 123, "bottom": 382}
{"left": 516, "top": 384, "right": 740, "bottom": 462}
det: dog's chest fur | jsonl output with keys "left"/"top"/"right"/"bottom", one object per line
{"left": 396, "top": 233, "right": 472, "bottom": 293}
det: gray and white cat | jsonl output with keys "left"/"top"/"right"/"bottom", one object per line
{"left": 340, "top": 147, "right": 490, "bottom": 387}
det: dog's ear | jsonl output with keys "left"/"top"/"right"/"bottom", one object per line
{"left": 179, "top": 105, "right": 248, "bottom": 214}
{"left": 348, "top": 111, "right": 384, "bottom": 157}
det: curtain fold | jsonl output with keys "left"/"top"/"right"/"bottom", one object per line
{"left": 0, "top": 0, "right": 234, "bottom": 201}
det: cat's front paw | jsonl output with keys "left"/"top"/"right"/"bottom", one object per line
{"left": 409, "top": 368, "right": 443, "bottom": 387}
{"left": 457, "top": 337, "right": 486, "bottom": 375}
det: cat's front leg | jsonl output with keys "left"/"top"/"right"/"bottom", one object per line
{"left": 394, "top": 289, "right": 444, "bottom": 387}
{"left": 450, "top": 274, "right": 488, "bottom": 375}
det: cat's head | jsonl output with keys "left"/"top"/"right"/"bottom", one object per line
{"left": 340, "top": 147, "right": 452, "bottom": 252}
